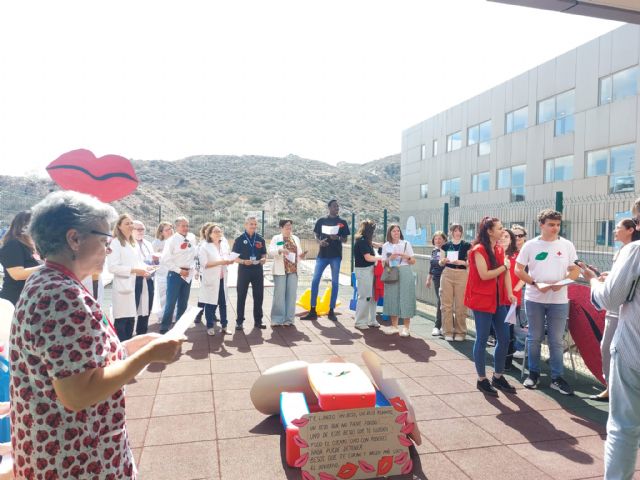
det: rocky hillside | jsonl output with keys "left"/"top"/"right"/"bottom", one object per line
{"left": 0, "top": 153, "right": 400, "bottom": 238}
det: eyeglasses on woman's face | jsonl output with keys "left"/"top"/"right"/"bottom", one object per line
{"left": 514, "top": 233, "right": 526, "bottom": 239}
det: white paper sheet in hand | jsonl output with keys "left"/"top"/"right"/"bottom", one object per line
{"left": 166, "top": 306, "right": 201, "bottom": 338}
{"left": 446, "top": 250, "right": 459, "bottom": 262}
{"left": 505, "top": 302, "right": 517, "bottom": 325}
{"left": 321, "top": 225, "right": 339, "bottom": 235}
{"left": 224, "top": 252, "right": 240, "bottom": 261}
{"left": 286, "top": 252, "right": 296, "bottom": 263}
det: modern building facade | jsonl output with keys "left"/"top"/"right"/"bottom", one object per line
{"left": 401, "top": 24, "right": 639, "bottom": 246}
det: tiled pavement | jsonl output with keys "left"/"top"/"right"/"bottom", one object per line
{"left": 125, "top": 284, "right": 636, "bottom": 480}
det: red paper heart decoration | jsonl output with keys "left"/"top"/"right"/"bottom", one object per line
{"left": 46, "top": 149, "right": 139, "bottom": 203}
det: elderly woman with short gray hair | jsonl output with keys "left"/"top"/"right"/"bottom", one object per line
{"left": 9, "top": 191, "right": 184, "bottom": 479}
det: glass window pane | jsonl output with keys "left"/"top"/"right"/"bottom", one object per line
{"left": 587, "top": 149, "right": 609, "bottom": 177}
{"left": 447, "top": 131, "right": 461, "bottom": 152}
{"left": 538, "top": 97, "right": 555, "bottom": 124}
{"left": 468, "top": 125, "right": 479, "bottom": 145}
{"left": 433, "top": 139, "right": 438, "bottom": 156}
{"left": 420, "top": 184, "right": 428, "bottom": 198}
{"left": 511, "top": 186, "right": 525, "bottom": 202}
{"left": 441, "top": 180, "right": 449, "bottom": 196}
{"left": 555, "top": 114, "right": 575, "bottom": 136}
{"left": 555, "top": 155, "right": 573, "bottom": 181}
{"left": 421, "top": 144, "right": 426, "bottom": 160}
{"left": 556, "top": 90, "right": 575, "bottom": 117}
{"left": 613, "top": 66, "right": 638, "bottom": 101}
{"left": 610, "top": 175, "right": 635, "bottom": 194}
{"left": 497, "top": 168, "right": 510, "bottom": 189}
{"left": 479, "top": 121, "right": 491, "bottom": 142}
{"left": 544, "top": 159, "right": 554, "bottom": 183}
{"left": 479, "top": 172, "right": 489, "bottom": 191}
{"left": 600, "top": 76, "right": 612, "bottom": 105}
{"left": 451, "top": 177, "right": 460, "bottom": 195}
{"left": 478, "top": 141, "right": 490, "bottom": 156}
{"left": 514, "top": 106, "right": 528, "bottom": 131}
{"left": 472, "top": 174, "right": 478, "bottom": 192}
{"left": 505, "top": 112, "right": 513, "bottom": 134}
{"left": 595, "top": 221, "right": 607, "bottom": 246}
{"left": 610, "top": 144, "right": 635, "bottom": 174}
{"left": 511, "top": 165, "right": 526, "bottom": 187}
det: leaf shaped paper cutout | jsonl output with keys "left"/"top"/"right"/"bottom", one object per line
{"left": 535, "top": 252, "right": 548, "bottom": 260}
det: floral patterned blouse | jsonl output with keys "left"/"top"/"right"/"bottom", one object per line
{"left": 283, "top": 237, "right": 297, "bottom": 274}
{"left": 9, "top": 262, "right": 135, "bottom": 479}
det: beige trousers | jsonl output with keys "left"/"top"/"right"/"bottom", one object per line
{"left": 439, "top": 267, "right": 469, "bottom": 337}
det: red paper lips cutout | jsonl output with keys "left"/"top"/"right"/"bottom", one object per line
{"left": 46, "top": 149, "right": 139, "bottom": 203}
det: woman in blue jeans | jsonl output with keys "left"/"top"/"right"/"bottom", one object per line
{"left": 464, "top": 217, "right": 517, "bottom": 396}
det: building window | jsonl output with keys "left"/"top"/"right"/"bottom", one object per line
{"left": 586, "top": 143, "right": 635, "bottom": 194}
{"left": 596, "top": 220, "right": 615, "bottom": 246}
{"left": 420, "top": 183, "right": 428, "bottom": 199}
{"left": 467, "top": 120, "right": 491, "bottom": 155}
{"left": 441, "top": 177, "right": 460, "bottom": 206}
{"left": 505, "top": 106, "right": 528, "bottom": 134}
{"left": 537, "top": 90, "right": 575, "bottom": 136}
{"left": 465, "top": 223, "right": 476, "bottom": 241}
{"left": 421, "top": 144, "right": 426, "bottom": 160}
{"left": 544, "top": 155, "right": 573, "bottom": 183}
{"left": 432, "top": 139, "right": 438, "bottom": 156}
{"left": 472, "top": 171, "right": 490, "bottom": 192}
{"left": 497, "top": 165, "right": 526, "bottom": 202}
{"left": 446, "top": 131, "right": 462, "bottom": 152}
{"left": 599, "top": 65, "right": 639, "bottom": 105}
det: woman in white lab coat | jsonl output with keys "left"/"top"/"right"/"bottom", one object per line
{"left": 198, "top": 224, "right": 233, "bottom": 335}
{"left": 108, "top": 214, "right": 150, "bottom": 341}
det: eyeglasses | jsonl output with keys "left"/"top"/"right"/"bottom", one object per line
{"left": 514, "top": 234, "right": 526, "bottom": 239}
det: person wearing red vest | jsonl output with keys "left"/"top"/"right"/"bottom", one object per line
{"left": 465, "top": 216, "right": 517, "bottom": 397}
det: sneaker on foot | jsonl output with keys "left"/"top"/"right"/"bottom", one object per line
{"left": 487, "top": 335, "right": 496, "bottom": 346}
{"left": 431, "top": 327, "right": 441, "bottom": 336}
{"left": 254, "top": 323, "right": 267, "bottom": 330}
{"left": 221, "top": 327, "right": 229, "bottom": 335}
{"left": 368, "top": 322, "right": 381, "bottom": 328}
{"left": 550, "top": 376, "right": 574, "bottom": 395}
{"left": 444, "top": 335, "right": 454, "bottom": 341}
{"left": 354, "top": 324, "right": 369, "bottom": 330}
{"left": 523, "top": 373, "right": 539, "bottom": 389}
{"left": 399, "top": 328, "right": 410, "bottom": 337}
{"left": 235, "top": 325, "right": 244, "bottom": 331}
{"left": 454, "top": 334, "right": 465, "bottom": 342}
{"left": 384, "top": 326, "right": 400, "bottom": 335}
{"left": 513, "top": 350, "right": 525, "bottom": 359}
{"left": 492, "top": 374, "right": 516, "bottom": 393}
{"left": 327, "top": 310, "right": 338, "bottom": 322}
{"left": 207, "top": 328, "right": 216, "bottom": 336}
{"left": 477, "top": 378, "right": 499, "bottom": 397}
{"left": 301, "top": 309, "right": 317, "bottom": 320}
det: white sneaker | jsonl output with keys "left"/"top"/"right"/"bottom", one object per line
{"left": 354, "top": 325, "right": 369, "bottom": 330}
{"left": 513, "top": 350, "right": 525, "bottom": 359}
{"left": 399, "top": 328, "right": 410, "bottom": 337}
{"left": 431, "top": 327, "right": 441, "bottom": 336}
{"left": 207, "top": 328, "right": 216, "bottom": 336}
{"left": 444, "top": 335, "right": 454, "bottom": 341}
{"left": 384, "top": 326, "right": 400, "bottom": 335}
{"left": 454, "top": 335, "right": 465, "bottom": 342}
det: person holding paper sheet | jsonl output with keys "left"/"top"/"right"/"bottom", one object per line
{"left": 152, "top": 221, "right": 174, "bottom": 317}
{"left": 269, "top": 219, "right": 305, "bottom": 326}
{"left": 301, "top": 200, "right": 350, "bottom": 322}
{"left": 108, "top": 214, "right": 154, "bottom": 341}
{"left": 499, "top": 228, "right": 524, "bottom": 369}
{"left": 353, "top": 220, "right": 382, "bottom": 330}
{"left": 515, "top": 209, "right": 580, "bottom": 394}
{"left": 132, "top": 220, "right": 155, "bottom": 337}
{"left": 381, "top": 224, "right": 416, "bottom": 337}
{"left": 426, "top": 231, "right": 447, "bottom": 336}
{"left": 439, "top": 223, "right": 471, "bottom": 341}
{"left": 10, "top": 191, "right": 184, "bottom": 479}
{"left": 464, "top": 217, "right": 517, "bottom": 396}
{"left": 198, "top": 224, "right": 233, "bottom": 335}
{"left": 159, "top": 217, "right": 197, "bottom": 334}
{"left": 232, "top": 216, "right": 268, "bottom": 330}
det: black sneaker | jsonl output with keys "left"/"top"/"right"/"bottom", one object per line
{"left": 327, "top": 310, "right": 338, "bottom": 322}
{"left": 523, "top": 372, "right": 539, "bottom": 389}
{"left": 477, "top": 378, "right": 498, "bottom": 397}
{"left": 254, "top": 323, "right": 267, "bottom": 330}
{"left": 235, "top": 324, "right": 244, "bottom": 331}
{"left": 301, "top": 309, "right": 317, "bottom": 320}
{"left": 487, "top": 335, "right": 496, "bottom": 347}
{"left": 492, "top": 375, "right": 516, "bottom": 394}
{"left": 194, "top": 311, "right": 203, "bottom": 324}
{"left": 550, "top": 376, "right": 574, "bottom": 395}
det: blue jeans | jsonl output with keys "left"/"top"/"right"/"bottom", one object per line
{"left": 472, "top": 307, "right": 509, "bottom": 377}
{"left": 604, "top": 349, "right": 640, "bottom": 479}
{"left": 160, "top": 271, "right": 192, "bottom": 332}
{"left": 310, "top": 256, "right": 342, "bottom": 310}
{"left": 524, "top": 300, "right": 569, "bottom": 379}
{"left": 204, "top": 279, "right": 227, "bottom": 328}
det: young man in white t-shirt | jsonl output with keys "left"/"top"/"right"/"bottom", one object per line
{"left": 515, "top": 209, "right": 580, "bottom": 394}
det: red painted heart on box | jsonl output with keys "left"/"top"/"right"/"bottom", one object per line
{"left": 46, "top": 149, "right": 139, "bottom": 203}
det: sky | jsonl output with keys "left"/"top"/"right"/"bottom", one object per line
{"left": 0, "top": 0, "right": 622, "bottom": 177}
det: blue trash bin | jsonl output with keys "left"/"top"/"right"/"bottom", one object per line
{"left": 0, "top": 356, "right": 10, "bottom": 443}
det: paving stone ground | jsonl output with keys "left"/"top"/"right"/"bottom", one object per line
{"left": 124, "top": 277, "right": 636, "bottom": 480}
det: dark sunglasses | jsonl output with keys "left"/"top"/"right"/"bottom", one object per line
{"left": 514, "top": 233, "right": 526, "bottom": 239}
